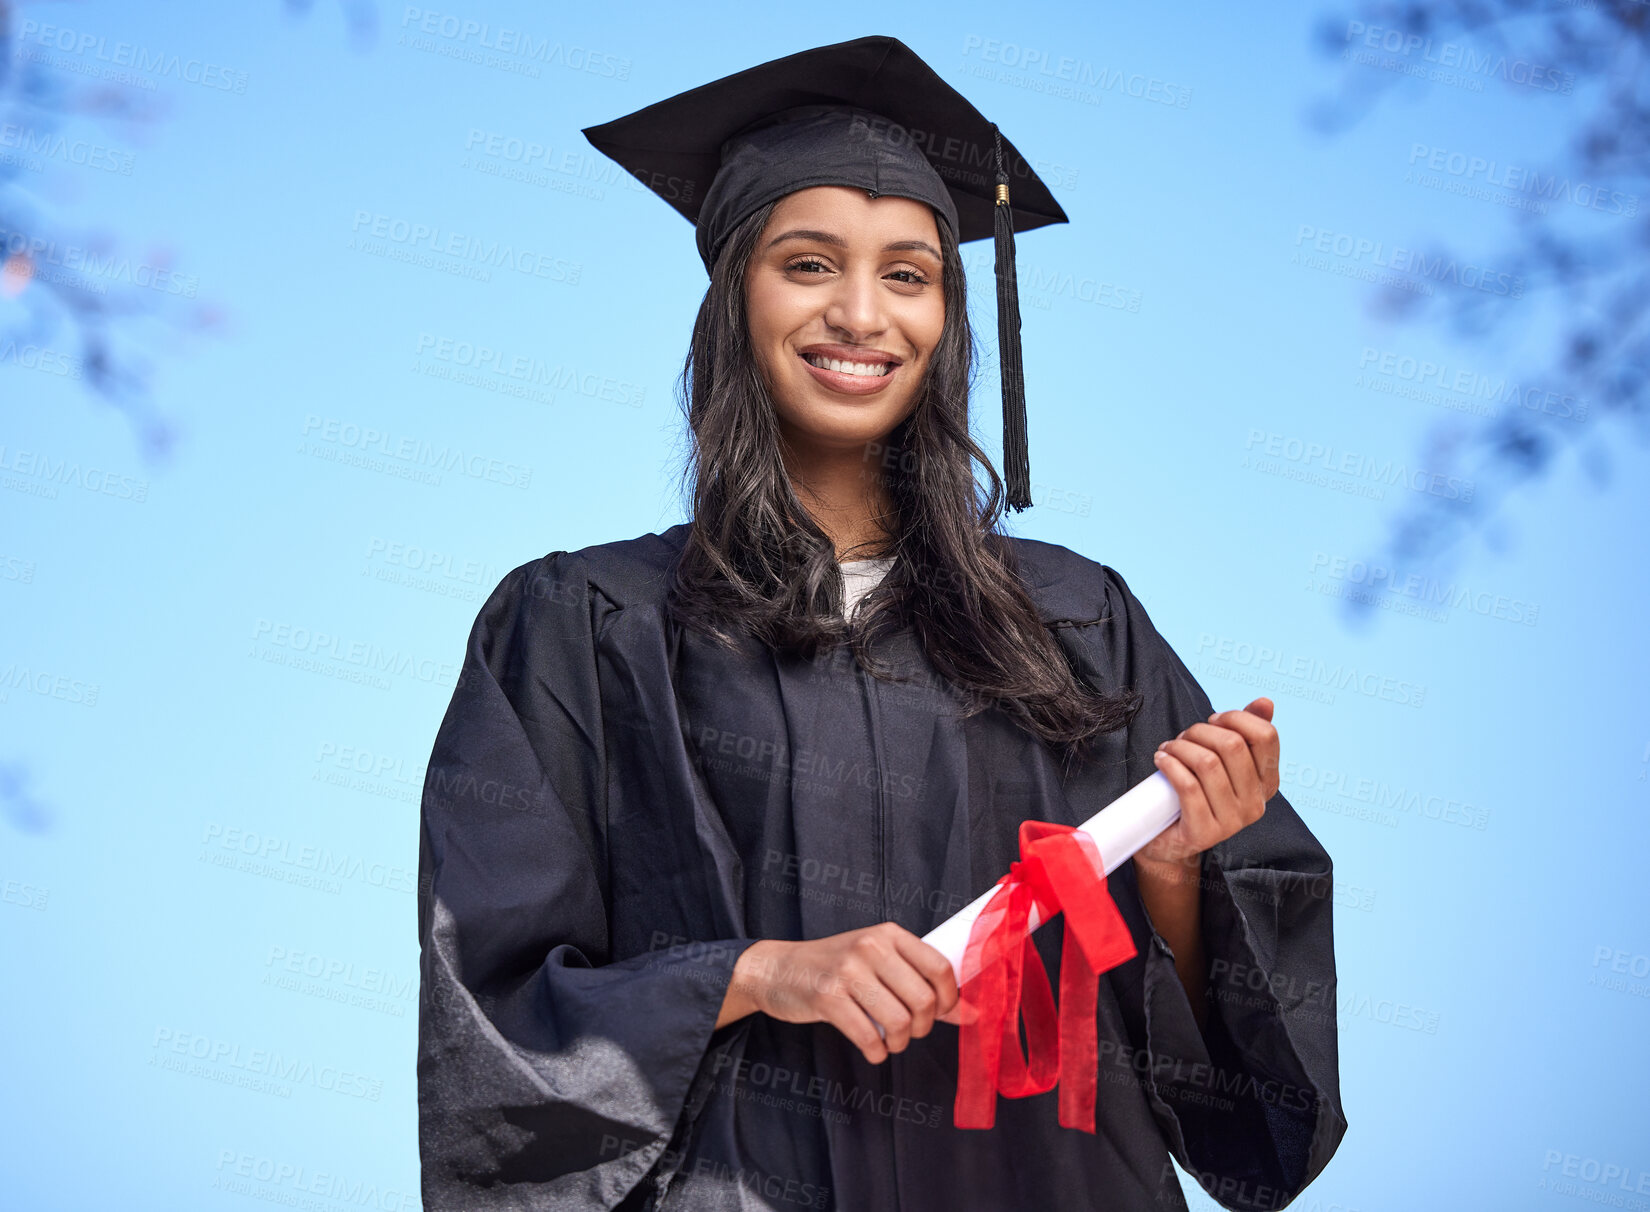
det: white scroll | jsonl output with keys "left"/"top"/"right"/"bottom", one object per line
{"left": 922, "top": 771, "right": 1183, "bottom": 987}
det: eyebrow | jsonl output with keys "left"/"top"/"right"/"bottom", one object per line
{"left": 763, "top": 228, "right": 942, "bottom": 262}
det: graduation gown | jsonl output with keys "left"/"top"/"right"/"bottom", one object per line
{"left": 416, "top": 524, "right": 1347, "bottom": 1211}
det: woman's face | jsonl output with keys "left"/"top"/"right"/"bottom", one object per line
{"left": 744, "top": 185, "right": 945, "bottom": 460}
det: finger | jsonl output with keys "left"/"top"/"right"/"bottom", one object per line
{"left": 891, "top": 932, "right": 960, "bottom": 1020}
{"left": 1203, "top": 708, "right": 1281, "bottom": 798}
{"left": 825, "top": 989, "right": 891, "bottom": 1064}
{"left": 1152, "top": 745, "right": 1213, "bottom": 846}
{"left": 1205, "top": 705, "right": 1276, "bottom": 748}
{"left": 871, "top": 955, "right": 942, "bottom": 1044}
{"left": 1179, "top": 722, "right": 1265, "bottom": 813}
{"left": 936, "top": 985, "right": 982, "bottom": 1028}
{"left": 1164, "top": 734, "right": 1240, "bottom": 836}
{"left": 848, "top": 974, "right": 912, "bottom": 1056}
{"left": 844, "top": 929, "right": 918, "bottom": 1048}
{"left": 1155, "top": 741, "right": 1233, "bottom": 848}
{"left": 856, "top": 925, "right": 948, "bottom": 1046}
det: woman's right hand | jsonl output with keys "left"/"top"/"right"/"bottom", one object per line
{"left": 717, "top": 923, "right": 960, "bottom": 1064}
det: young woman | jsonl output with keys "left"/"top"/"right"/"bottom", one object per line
{"left": 416, "top": 36, "right": 1346, "bottom": 1212}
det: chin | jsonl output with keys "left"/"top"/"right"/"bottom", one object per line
{"left": 785, "top": 395, "right": 912, "bottom": 447}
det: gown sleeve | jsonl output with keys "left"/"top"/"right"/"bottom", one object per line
{"left": 416, "top": 552, "right": 756, "bottom": 1210}
{"left": 1082, "top": 564, "right": 1349, "bottom": 1211}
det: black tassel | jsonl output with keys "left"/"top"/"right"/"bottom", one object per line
{"left": 991, "top": 123, "right": 1031, "bottom": 513}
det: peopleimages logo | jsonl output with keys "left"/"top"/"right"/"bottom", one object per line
{"left": 1307, "top": 550, "right": 1539, "bottom": 628}
{"left": 349, "top": 211, "right": 582, "bottom": 284}
{"left": 250, "top": 615, "right": 462, "bottom": 690}
{"left": 150, "top": 1027, "right": 383, "bottom": 1101}
{"left": 298, "top": 415, "right": 532, "bottom": 490}
{"left": 0, "top": 122, "right": 135, "bottom": 174}
{"left": 1406, "top": 144, "right": 1636, "bottom": 216}
{"left": 1192, "top": 632, "right": 1427, "bottom": 708}
{"left": 200, "top": 822, "right": 417, "bottom": 895}
{"left": 211, "top": 1151, "right": 416, "bottom": 1212}
{"left": 1355, "top": 348, "right": 1588, "bottom": 424}
{"left": 414, "top": 333, "right": 644, "bottom": 408}
{"left": 461, "top": 129, "right": 694, "bottom": 204}
{"left": 1293, "top": 225, "right": 1524, "bottom": 297}
{"left": 0, "top": 445, "right": 148, "bottom": 503}
{"left": 0, "top": 339, "right": 84, "bottom": 380}
{"left": 15, "top": 19, "right": 251, "bottom": 92}
{"left": 398, "top": 8, "right": 631, "bottom": 79}
{"left": 1340, "top": 20, "right": 1575, "bottom": 94}
{"left": 0, "top": 227, "right": 200, "bottom": 297}
{"left": 959, "top": 34, "right": 1194, "bottom": 108}
{"left": 1243, "top": 429, "right": 1474, "bottom": 503}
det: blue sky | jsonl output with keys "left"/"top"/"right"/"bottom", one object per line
{"left": 3, "top": 2, "right": 1647, "bottom": 1208}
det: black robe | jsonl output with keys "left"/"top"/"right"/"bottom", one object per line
{"left": 416, "top": 524, "right": 1347, "bottom": 1211}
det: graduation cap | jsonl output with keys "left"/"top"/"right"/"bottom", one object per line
{"left": 582, "top": 34, "right": 1068, "bottom": 513}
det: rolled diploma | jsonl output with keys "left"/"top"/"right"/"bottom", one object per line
{"left": 922, "top": 771, "right": 1182, "bottom": 988}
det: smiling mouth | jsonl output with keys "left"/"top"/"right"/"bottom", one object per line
{"left": 800, "top": 352, "right": 896, "bottom": 378}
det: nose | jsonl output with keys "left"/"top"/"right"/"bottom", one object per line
{"left": 821, "top": 263, "right": 888, "bottom": 343}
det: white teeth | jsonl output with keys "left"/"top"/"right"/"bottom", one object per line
{"left": 803, "top": 352, "right": 892, "bottom": 377}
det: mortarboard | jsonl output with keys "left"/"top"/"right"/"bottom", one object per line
{"left": 582, "top": 34, "right": 1068, "bottom": 513}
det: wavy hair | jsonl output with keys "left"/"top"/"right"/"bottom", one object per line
{"left": 666, "top": 198, "right": 1141, "bottom": 766}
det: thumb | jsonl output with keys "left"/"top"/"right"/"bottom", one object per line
{"left": 1243, "top": 696, "right": 1275, "bottom": 722}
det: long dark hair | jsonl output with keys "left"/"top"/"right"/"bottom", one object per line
{"left": 666, "top": 198, "right": 1141, "bottom": 767}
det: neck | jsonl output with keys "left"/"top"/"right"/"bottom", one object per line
{"left": 781, "top": 436, "right": 896, "bottom": 562}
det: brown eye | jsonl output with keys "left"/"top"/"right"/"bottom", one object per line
{"left": 787, "top": 258, "right": 830, "bottom": 274}
{"left": 887, "top": 269, "right": 931, "bottom": 285}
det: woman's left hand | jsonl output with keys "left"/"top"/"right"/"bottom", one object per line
{"left": 1134, "top": 696, "right": 1280, "bottom": 876}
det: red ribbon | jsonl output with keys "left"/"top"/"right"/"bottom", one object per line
{"left": 953, "top": 819, "right": 1138, "bottom": 1133}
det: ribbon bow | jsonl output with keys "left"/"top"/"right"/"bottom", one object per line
{"left": 954, "top": 819, "right": 1138, "bottom": 1132}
